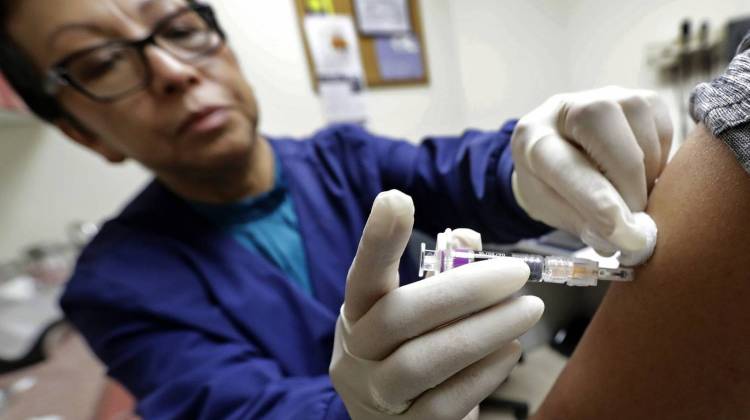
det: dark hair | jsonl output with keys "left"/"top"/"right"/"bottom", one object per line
{"left": 0, "top": 0, "right": 203, "bottom": 122}
{"left": 0, "top": 0, "right": 65, "bottom": 121}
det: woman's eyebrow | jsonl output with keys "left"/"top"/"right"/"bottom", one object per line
{"left": 138, "top": 0, "right": 160, "bottom": 14}
{"left": 138, "top": 0, "right": 180, "bottom": 16}
{"left": 46, "top": 23, "right": 110, "bottom": 49}
{"left": 44, "top": 1, "right": 183, "bottom": 51}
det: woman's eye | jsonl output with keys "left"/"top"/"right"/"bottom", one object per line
{"left": 77, "top": 52, "right": 125, "bottom": 81}
{"left": 163, "top": 25, "right": 201, "bottom": 39}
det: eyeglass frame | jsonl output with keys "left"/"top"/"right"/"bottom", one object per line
{"left": 43, "top": 3, "right": 226, "bottom": 103}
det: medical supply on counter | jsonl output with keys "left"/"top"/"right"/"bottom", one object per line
{"left": 419, "top": 229, "right": 634, "bottom": 287}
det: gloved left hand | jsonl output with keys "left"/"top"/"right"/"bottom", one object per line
{"left": 330, "top": 191, "right": 543, "bottom": 420}
{"left": 511, "top": 86, "right": 672, "bottom": 257}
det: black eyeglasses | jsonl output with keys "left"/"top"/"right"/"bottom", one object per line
{"left": 44, "top": 4, "right": 225, "bottom": 102}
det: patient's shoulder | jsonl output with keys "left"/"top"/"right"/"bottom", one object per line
{"left": 534, "top": 125, "right": 750, "bottom": 419}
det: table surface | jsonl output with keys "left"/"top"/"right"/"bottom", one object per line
{"left": 0, "top": 326, "right": 105, "bottom": 420}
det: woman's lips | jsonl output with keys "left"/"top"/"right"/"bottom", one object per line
{"left": 178, "top": 107, "right": 231, "bottom": 136}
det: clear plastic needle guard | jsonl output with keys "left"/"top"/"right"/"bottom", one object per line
{"left": 419, "top": 229, "right": 634, "bottom": 287}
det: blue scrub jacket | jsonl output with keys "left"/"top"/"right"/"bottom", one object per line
{"left": 61, "top": 121, "right": 550, "bottom": 419}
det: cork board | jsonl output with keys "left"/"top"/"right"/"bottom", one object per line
{"left": 293, "top": 0, "right": 430, "bottom": 89}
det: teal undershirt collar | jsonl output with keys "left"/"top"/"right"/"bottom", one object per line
{"left": 189, "top": 153, "right": 313, "bottom": 296}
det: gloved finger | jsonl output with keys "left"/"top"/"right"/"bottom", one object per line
{"left": 344, "top": 190, "right": 415, "bottom": 323}
{"left": 450, "top": 228, "right": 483, "bottom": 251}
{"left": 640, "top": 90, "right": 674, "bottom": 171}
{"left": 512, "top": 169, "right": 588, "bottom": 237}
{"left": 579, "top": 227, "right": 619, "bottom": 257}
{"left": 461, "top": 406, "right": 480, "bottom": 420}
{"left": 514, "top": 169, "right": 618, "bottom": 257}
{"left": 371, "top": 296, "right": 543, "bottom": 406}
{"left": 526, "top": 134, "right": 644, "bottom": 249}
{"left": 348, "top": 257, "right": 530, "bottom": 360}
{"left": 559, "top": 99, "right": 648, "bottom": 211}
{"left": 408, "top": 341, "right": 522, "bottom": 420}
{"left": 618, "top": 94, "right": 663, "bottom": 190}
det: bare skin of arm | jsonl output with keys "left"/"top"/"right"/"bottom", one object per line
{"left": 533, "top": 125, "right": 750, "bottom": 419}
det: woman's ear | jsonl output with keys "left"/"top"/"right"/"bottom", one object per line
{"left": 55, "top": 117, "right": 127, "bottom": 163}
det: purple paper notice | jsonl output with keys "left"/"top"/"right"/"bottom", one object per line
{"left": 375, "top": 34, "right": 425, "bottom": 81}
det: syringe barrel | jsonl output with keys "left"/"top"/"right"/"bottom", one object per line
{"left": 450, "top": 250, "right": 546, "bottom": 282}
{"left": 420, "top": 247, "right": 605, "bottom": 286}
{"left": 510, "top": 254, "right": 544, "bottom": 281}
{"left": 481, "top": 251, "right": 598, "bottom": 285}
{"left": 541, "top": 255, "right": 599, "bottom": 286}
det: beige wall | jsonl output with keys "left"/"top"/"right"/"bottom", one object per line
{"left": 447, "top": 0, "right": 572, "bottom": 130}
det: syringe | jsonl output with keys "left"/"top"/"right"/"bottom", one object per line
{"left": 418, "top": 230, "right": 634, "bottom": 287}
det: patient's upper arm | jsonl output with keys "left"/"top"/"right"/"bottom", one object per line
{"left": 534, "top": 125, "right": 750, "bottom": 419}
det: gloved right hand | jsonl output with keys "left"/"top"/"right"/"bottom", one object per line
{"left": 511, "top": 87, "right": 672, "bottom": 261}
{"left": 329, "top": 190, "right": 545, "bottom": 420}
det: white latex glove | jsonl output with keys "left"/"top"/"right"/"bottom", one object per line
{"left": 511, "top": 86, "right": 672, "bottom": 258}
{"left": 330, "top": 190, "right": 544, "bottom": 420}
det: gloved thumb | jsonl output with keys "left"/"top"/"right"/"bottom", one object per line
{"left": 581, "top": 212, "right": 658, "bottom": 266}
{"left": 344, "top": 190, "right": 415, "bottom": 323}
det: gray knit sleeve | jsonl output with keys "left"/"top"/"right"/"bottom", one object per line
{"left": 690, "top": 31, "right": 750, "bottom": 175}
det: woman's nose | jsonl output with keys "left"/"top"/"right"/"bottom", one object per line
{"left": 145, "top": 46, "right": 201, "bottom": 96}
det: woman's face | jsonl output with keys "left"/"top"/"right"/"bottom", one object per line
{"left": 8, "top": 0, "right": 261, "bottom": 177}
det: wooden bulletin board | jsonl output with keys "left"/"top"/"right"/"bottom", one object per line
{"left": 293, "top": 0, "right": 430, "bottom": 89}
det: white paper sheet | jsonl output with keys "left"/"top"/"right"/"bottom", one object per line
{"left": 304, "top": 15, "right": 364, "bottom": 79}
{"left": 319, "top": 78, "right": 367, "bottom": 124}
{"left": 354, "top": 0, "right": 411, "bottom": 35}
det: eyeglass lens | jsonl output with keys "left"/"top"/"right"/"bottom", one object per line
{"left": 63, "top": 7, "right": 221, "bottom": 99}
